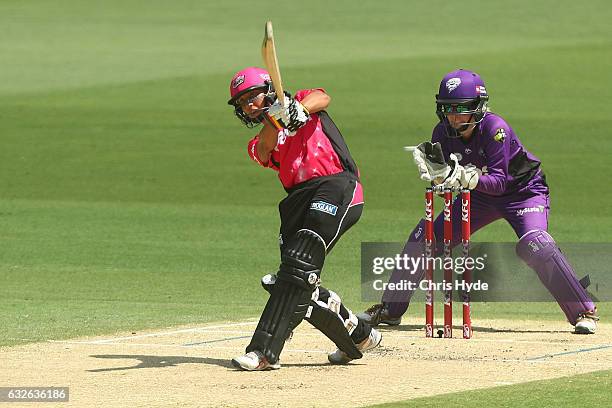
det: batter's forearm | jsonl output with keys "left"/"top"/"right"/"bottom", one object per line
{"left": 256, "top": 122, "right": 278, "bottom": 163}
{"left": 300, "top": 91, "right": 330, "bottom": 114}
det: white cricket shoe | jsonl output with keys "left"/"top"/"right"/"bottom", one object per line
{"left": 231, "top": 350, "right": 281, "bottom": 371}
{"left": 575, "top": 312, "right": 599, "bottom": 334}
{"left": 327, "top": 328, "right": 382, "bottom": 365}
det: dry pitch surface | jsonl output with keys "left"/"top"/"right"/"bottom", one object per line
{"left": 2, "top": 318, "right": 611, "bottom": 407}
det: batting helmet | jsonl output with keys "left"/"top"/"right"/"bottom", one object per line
{"left": 228, "top": 67, "right": 273, "bottom": 128}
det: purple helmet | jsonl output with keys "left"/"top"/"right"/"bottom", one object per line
{"left": 435, "top": 69, "right": 489, "bottom": 137}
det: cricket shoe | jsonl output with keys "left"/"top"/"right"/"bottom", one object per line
{"left": 356, "top": 303, "right": 402, "bottom": 326}
{"left": 574, "top": 311, "right": 599, "bottom": 334}
{"left": 327, "top": 328, "right": 382, "bottom": 365}
{"left": 231, "top": 351, "right": 281, "bottom": 371}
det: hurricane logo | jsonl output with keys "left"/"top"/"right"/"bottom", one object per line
{"left": 414, "top": 226, "right": 423, "bottom": 240}
{"left": 446, "top": 77, "right": 462, "bottom": 92}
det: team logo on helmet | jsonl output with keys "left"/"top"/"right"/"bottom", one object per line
{"left": 476, "top": 85, "right": 487, "bottom": 95}
{"left": 259, "top": 73, "right": 271, "bottom": 81}
{"left": 232, "top": 74, "right": 245, "bottom": 89}
{"left": 446, "top": 77, "right": 462, "bottom": 92}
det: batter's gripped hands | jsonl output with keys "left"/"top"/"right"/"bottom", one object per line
{"left": 268, "top": 94, "right": 309, "bottom": 133}
{"left": 267, "top": 95, "right": 291, "bottom": 124}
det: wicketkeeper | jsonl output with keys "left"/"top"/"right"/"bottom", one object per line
{"left": 227, "top": 67, "right": 381, "bottom": 371}
{"left": 359, "top": 69, "right": 599, "bottom": 334}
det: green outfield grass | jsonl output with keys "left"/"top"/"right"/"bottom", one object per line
{"left": 1, "top": 1, "right": 611, "bottom": 404}
{"left": 368, "top": 369, "right": 612, "bottom": 407}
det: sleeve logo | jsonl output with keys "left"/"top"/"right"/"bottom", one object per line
{"left": 494, "top": 128, "right": 507, "bottom": 143}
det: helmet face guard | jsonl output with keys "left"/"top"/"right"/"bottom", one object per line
{"left": 231, "top": 84, "right": 274, "bottom": 128}
{"left": 435, "top": 97, "right": 489, "bottom": 138}
{"left": 227, "top": 67, "right": 275, "bottom": 128}
{"left": 435, "top": 69, "right": 489, "bottom": 138}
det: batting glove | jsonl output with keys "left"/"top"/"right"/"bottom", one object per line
{"left": 268, "top": 94, "right": 309, "bottom": 133}
{"left": 267, "top": 95, "right": 291, "bottom": 124}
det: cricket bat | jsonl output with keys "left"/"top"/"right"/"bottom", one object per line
{"left": 261, "top": 21, "right": 284, "bottom": 129}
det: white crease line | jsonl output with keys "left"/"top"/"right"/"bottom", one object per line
{"left": 49, "top": 325, "right": 612, "bottom": 349}
{"left": 46, "top": 340, "right": 611, "bottom": 366}
{"left": 68, "top": 321, "right": 258, "bottom": 344}
{"left": 143, "top": 329, "right": 324, "bottom": 337}
{"left": 190, "top": 330, "right": 612, "bottom": 344}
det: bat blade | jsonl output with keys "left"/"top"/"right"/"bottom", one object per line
{"left": 261, "top": 21, "right": 285, "bottom": 108}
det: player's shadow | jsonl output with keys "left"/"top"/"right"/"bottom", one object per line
{"left": 379, "top": 325, "right": 567, "bottom": 334}
{"left": 88, "top": 354, "right": 332, "bottom": 372}
{"left": 88, "top": 354, "right": 232, "bottom": 372}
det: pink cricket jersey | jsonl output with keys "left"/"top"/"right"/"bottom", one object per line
{"left": 247, "top": 88, "right": 363, "bottom": 204}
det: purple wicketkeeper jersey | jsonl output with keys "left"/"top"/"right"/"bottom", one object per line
{"left": 432, "top": 113, "right": 548, "bottom": 196}
{"left": 382, "top": 112, "right": 595, "bottom": 322}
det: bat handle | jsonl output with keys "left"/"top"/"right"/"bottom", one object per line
{"left": 265, "top": 113, "right": 283, "bottom": 130}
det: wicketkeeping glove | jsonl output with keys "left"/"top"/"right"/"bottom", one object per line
{"left": 443, "top": 162, "right": 481, "bottom": 190}
{"left": 405, "top": 141, "right": 481, "bottom": 190}
{"left": 439, "top": 156, "right": 481, "bottom": 190}
{"left": 404, "top": 141, "right": 451, "bottom": 183}
{"left": 267, "top": 93, "right": 309, "bottom": 133}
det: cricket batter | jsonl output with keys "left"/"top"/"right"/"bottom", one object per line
{"left": 359, "top": 69, "right": 599, "bottom": 334}
{"left": 227, "top": 67, "right": 381, "bottom": 371}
